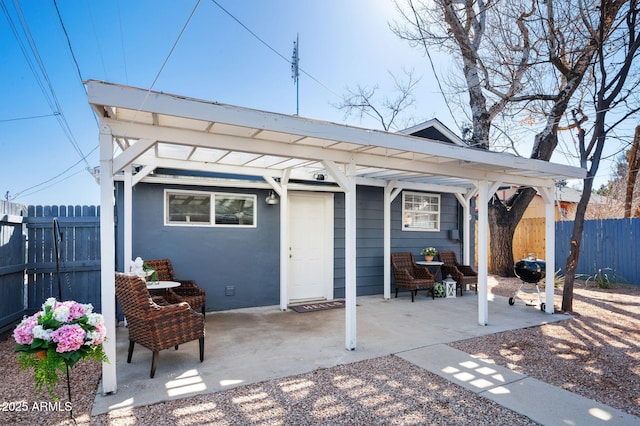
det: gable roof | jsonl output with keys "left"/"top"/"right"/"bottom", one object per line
{"left": 399, "top": 119, "right": 467, "bottom": 146}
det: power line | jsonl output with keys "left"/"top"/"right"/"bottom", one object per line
{"left": 119, "top": 0, "right": 201, "bottom": 140}
{"left": 148, "top": 0, "right": 201, "bottom": 91}
{"left": 116, "top": 0, "right": 129, "bottom": 84}
{"left": 52, "top": 0, "right": 99, "bottom": 128}
{"left": 53, "top": 0, "right": 85, "bottom": 93}
{"left": 0, "top": 112, "right": 59, "bottom": 123}
{"left": 13, "top": 167, "right": 87, "bottom": 201}
{"left": 4, "top": 0, "right": 91, "bottom": 168}
{"left": 210, "top": 0, "right": 290, "bottom": 64}
{"left": 209, "top": 0, "right": 343, "bottom": 100}
{"left": 10, "top": 145, "right": 99, "bottom": 201}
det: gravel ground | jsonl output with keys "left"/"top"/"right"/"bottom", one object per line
{"left": 1, "top": 276, "right": 638, "bottom": 425}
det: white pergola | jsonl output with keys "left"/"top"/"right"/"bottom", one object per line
{"left": 87, "top": 81, "right": 585, "bottom": 395}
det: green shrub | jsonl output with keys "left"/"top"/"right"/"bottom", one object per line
{"left": 433, "top": 282, "right": 446, "bottom": 297}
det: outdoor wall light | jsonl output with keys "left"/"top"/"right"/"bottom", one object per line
{"left": 265, "top": 191, "right": 279, "bottom": 205}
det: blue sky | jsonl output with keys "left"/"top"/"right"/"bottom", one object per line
{"left": 0, "top": 0, "right": 610, "bottom": 207}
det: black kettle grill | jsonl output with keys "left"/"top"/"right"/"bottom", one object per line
{"left": 510, "top": 254, "right": 547, "bottom": 311}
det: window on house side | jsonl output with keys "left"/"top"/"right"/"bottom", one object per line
{"left": 214, "top": 194, "right": 255, "bottom": 226}
{"left": 166, "top": 192, "right": 211, "bottom": 224}
{"left": 165, "top": 190, "right": 256, "bottom": 227}
{"left": 402, "top": 191, "right": 440, "bottom": 232}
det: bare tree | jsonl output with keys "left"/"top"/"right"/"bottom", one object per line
{"left": 561, "top": 0, "right": 640, "bottom": 312}
{"left": 336, "top": 69, "right": 422, "bottom": 131}
{"left": 393, "top": 0, "right": 628, "bottom": 278}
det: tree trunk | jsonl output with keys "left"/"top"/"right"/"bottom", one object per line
{"left": 624, "top": 126, "right": 640, "bottom": 218}
{"left": 562, "top": 178, "right": 593, "bottom": 312}
{"left": 487, "top": 187, "right": 537, "bottom": 276}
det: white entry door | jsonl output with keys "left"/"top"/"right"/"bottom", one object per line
{"left": 288, "top": 192, "right": 334, "bottom": 303}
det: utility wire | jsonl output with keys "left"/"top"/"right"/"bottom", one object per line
{"left": 121, "top": 0, "right": 201, "bottom": 140}
{"left": 11, "top": 145, "right": 99, "bottom": 201}
{"left": 53, "top": 0, "right": 85, "bottom": 94}
{"left": 14, "top": 167, "right": 87, "bottom": 200}
{"left": 53, "top": 0, "right": 99, "bottom": 129}
{"left": 116, "top": 0, "right": 129, "bottom": 84}
{"left": 6, "top": 0, "right": 91, "bottom": 168}
{"left": 0, "top": 112, "right": 59, "bottom": 122}
{"left": 149, "top": 0, "right": 200, "bottom": 91}
{"left": 209, "top": 0, "right": 344, "bottom": 101}
{"left": 209, "top": 0, "right": 425, "bottom": 129}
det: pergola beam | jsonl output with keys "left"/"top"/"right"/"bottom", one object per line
{"left": 101, "top": 118, "right": 581, "bottom": 189}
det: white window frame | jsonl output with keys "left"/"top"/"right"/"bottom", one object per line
{"left": 164, "top": 189, "right": 257, "bottom": 228}
{"left": 402, "top": 191, "right": 440, "bottom": 232}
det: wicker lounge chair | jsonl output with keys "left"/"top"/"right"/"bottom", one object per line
{"left": 115, "top": 272, "right": 205, "bottom": 378}
{"left": 144, "top": 259, "right": 206, "bottom": 316}
{"left": 391, "top": 252, "right": 436, "bottom": 302}
{"left": 438, "top": 250, "right": 478, "bottom": 295}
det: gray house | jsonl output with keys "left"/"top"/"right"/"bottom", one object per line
{"left": 87, "top": 81, "right": 584, "bottom": 394}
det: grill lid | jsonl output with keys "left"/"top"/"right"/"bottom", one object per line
{"left": 514, "top": 253, "right": 546, "bottom": 283}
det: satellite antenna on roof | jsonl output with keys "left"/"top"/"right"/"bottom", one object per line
{"left": 291, "top": 33, "right": 300, "bottom": 115}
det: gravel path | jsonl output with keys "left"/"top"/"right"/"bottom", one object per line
{"left": 1, "top": 277, "right": 638, "bottom": 425}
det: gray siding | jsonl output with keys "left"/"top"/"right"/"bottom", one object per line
{"left": 334, "top": 186, "right": 467, "bottom": 298}
{"left": 391, "top": 190, "right": 465, "bottom": 256}
{"left": 117, "top": 183, "right": 470, "bottom": 311}
{"left": 117, "top": 183, "right": 280, "bottom": 311}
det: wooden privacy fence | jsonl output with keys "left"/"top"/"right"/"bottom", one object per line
{"left": 555, "top": 218, "right": 640, "bottom": 284}
{"left": 0, "top": 201, "right": 27, "bottom": 335}
{"left": 25, "top": 205, "right": 101, "bottom": 315}
{"left": 477, "top": 217, "right": 640, "bottom": 285}
{"left": 476, "top": 218, "right": 547, "bottom": 268}
{"left": 0, "top": 203, "right": 101, "bottom": 335}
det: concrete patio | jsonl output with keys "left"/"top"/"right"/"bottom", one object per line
{"left": 92, "top": 290, "right": 566, "bottom": 416}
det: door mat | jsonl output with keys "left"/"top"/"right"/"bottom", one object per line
{"left": 289, "top": 300, "right": 345, "bottom": 313}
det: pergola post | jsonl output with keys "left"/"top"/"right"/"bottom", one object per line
{"left": 476, "top": 180, "right": 501, "bottom": 326}
{"left": 455, "top": 189, "right": 477, "bottom": 266}
{"left": 99, "top": 124, "right": 117, "bottom": 394}
{"left": 538, "top": 186, "right": 556, "bottom": 314}
{"left": 383, "top": 181, "right": 401, "bottom": 300}
{"left": 476, "top": 181, "right": 489, "bottom": 326}
{"left": 123, "top": 167, "right": 132, "bottom": 271}
{"left": 343, "top": 164, "right": 357, "bottom": 350}
{"left": 278, "top": 182, "right": 289, "bottom": 311}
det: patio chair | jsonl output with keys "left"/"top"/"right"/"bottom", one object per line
{"left": 144, "top": 258, "right": 206, "bottom": 317}
{"left": 438, "top": 250, "right": 478, "bottom": 295}
{"left": 115, "top": 272, "right": 205, "bottom": 378}
{"left": 391, "top": 252, "right": 436, "bottom": 302}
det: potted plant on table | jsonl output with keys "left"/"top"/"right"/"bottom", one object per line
{"left": 13, "top": 297, "right": 108, "bottom": 400}
{"left": 420, "top": 247, "right": 438, "bottom": 262}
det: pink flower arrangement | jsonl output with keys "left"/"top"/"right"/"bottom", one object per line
{"left": 51, "top": 324, "right": 86, "bottom": 353}
{"left": 13, "top": 298, "right": 108, "bottom": 399}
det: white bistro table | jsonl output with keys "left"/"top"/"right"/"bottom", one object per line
{"left": 146, "top": 280, "right": 180, "bottom": 300}
{"left": 146, "top": 280, "right": 180, "bottom": 290}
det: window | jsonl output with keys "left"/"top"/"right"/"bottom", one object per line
{"left": 402, "top": 191, "right": 440, "bottom": 232}
{"left": 166, "top": 192, "right": 211, "bottom": 224}
{"left": 165, "top": 190, "right": 256, "bottom": 227}
{"left": 214, "top": 194, "right": 255, "bottom": 226}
